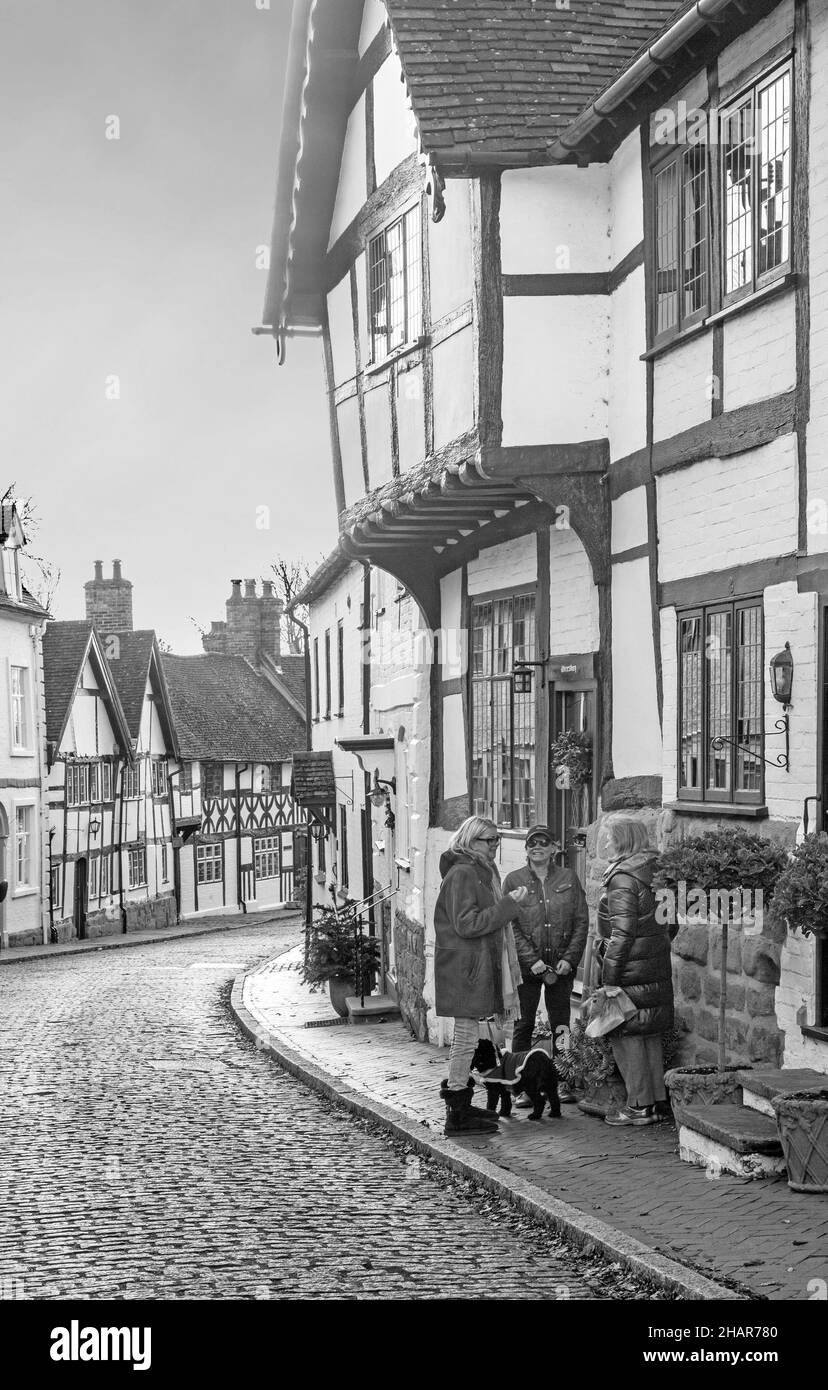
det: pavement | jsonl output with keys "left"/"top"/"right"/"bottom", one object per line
{"left": 0, "top": 919, "right": 608, "bottom": 1301}
{"left": 235, "top": 946, "right": 828, "bottom": 1303}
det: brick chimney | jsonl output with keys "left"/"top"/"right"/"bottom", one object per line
{"left": 84, "top": 559, "right": 133, "bottom": 631}
{"left": 201, "top": 578, "right": 283, "bottom": 664}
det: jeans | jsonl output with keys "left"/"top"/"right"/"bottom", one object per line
{"left": 610, "top": 1034, "right": 666, "bottom": 1109}
{"left": 512, "top": 976, "right": 573, "bottom": 1056}
{"left": 447, "top": 1017, "right": 481, "bottom": 1090}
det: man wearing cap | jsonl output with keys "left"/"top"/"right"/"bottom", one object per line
{"left": 503, "top": 826, "right": 589, "bottom": 1098}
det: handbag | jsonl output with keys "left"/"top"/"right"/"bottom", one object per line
{"left": 478, "top": 1017, "right": 507, "bottom": 1049}
{"left": 582, "top": 985, "right": 637, "bottom": 1038}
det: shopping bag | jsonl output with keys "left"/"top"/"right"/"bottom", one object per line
{"left": 583, "top": 985, "right": 637, "bottom": 1038}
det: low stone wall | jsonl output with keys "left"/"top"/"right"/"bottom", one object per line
{"left": 124, "top": 893, "right": 178, "bottom": 934}
{"left": 393, "top": 908, "right": 428, "bottom": 1041}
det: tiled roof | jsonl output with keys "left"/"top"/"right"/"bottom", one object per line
{"left": 291, "top": 750, "right": 336, "bottom": 806}
{"left": 0, "top": 584, "right": 49, "bottom": 620}
{"left": 386, "top": 0, "right": 693, "bottom": 165}
{"left": 269, "top": 653, "right": 306, "bottom": 708}
{"left": 42, "top": 621, "right": 95, "bottom": 747}
{"left": 103, "top": 631, "right": 157, "bottom": 741}
{"left": 161, "top": 654, "right": 306, "bottom": 762}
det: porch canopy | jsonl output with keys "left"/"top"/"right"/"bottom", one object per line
{"left": 291, "top": 751, "right": 336, "bottom": 829}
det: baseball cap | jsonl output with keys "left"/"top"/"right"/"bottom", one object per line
{"left": 525, "top": 825, "right": 556, "bottom": 847}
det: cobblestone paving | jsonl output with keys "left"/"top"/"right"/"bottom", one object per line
{"left": 0, "top": 924, "right": 600, "bottom": 1301}
{"left": 247, "top": 949, "right": 828, "bottom": 1302}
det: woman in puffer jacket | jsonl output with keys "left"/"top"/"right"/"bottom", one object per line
{"left": 434, "top": 815, "right": 527, "bottom": 1135}
{"left": 597, "top": 817, "right": 674, "bottom": 1127}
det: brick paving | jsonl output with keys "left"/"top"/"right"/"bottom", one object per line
{"left": 244, "top": 949, "right": 828, "bottom": 1302}
{"left": 0, "top": 920, "right": 602, "bottom": 1301}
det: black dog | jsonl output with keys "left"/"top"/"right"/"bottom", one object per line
{"left": 470, "top": 1038, "right": 561, "bottom": 1121}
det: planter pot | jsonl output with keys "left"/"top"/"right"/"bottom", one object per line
{"left": 328, "top": 976, "right": 355, "bottom": 1018}
{"left": 665, "top": 1065, "right": 747, "bottom": 1112}
{"left": 771, "top": 1089, "right": 828, "bottom": 1194}
{"left": 577, "top": 1073, "right": 627, "bottom": 1118}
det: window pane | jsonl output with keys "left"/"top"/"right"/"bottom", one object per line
{"left": 706, "top": 611, "right": 733, "bottom": 792}
{"left": 655, "top": 161, "right": 679, "bottom": 335}
{"left": 758, "top": 70, "right": 791, "bottom": 277}
{"left": 683, "top": 145, "right": 707, "bottom": 317}
{"left": 724, "top": 99, "right": 754, "bottom": 295}
{"left": 679, "top": 616, "right": 702, "bottom": 790}
{"left": 369, "top": 230, "right": 387, "bottom": 361}
{"left": 470, "top": 594, "right": 535, "bottom": 827}
{"left": 736, "top": 605, "right": 763, "bottom": 792}
{"left": 386, "top": 218, "right": 406, "bottom": 352}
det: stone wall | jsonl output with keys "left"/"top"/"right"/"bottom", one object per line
{"left": 393, "top": 907, "right": 428, "bottom": 1042}
{"left": 124, "top": 893, "right": 177, "bottom": 934}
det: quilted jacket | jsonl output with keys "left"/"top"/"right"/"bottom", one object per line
{"left": 597, "top": 852, "right": 674, "bottom": 1036}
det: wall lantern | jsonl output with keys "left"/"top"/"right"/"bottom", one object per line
{"left": 769, "top": 642, "right": 794, "bottom": 706}
{"left": 309, "top": 819, "right": 328, "bottom": 844}
{"left": 513, "top": 659, "right": 547, "bottom": 693}
{"left": 370, "top": 770, "right": 396, "bottom": 831}
{"left": 89, "top": 819, "right": 101, "bottom": 838}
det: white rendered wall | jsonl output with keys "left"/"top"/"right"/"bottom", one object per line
{"left": 549, "top": 527, "right": 599, "bottom": 653}
{"left": 327, "top": 276, "right": 356, "bottom": 388}
{"left": 806, "top": 0, "right": 828, "bottom": 552}
{"left": 611, "top": 559, "right": 662, "bottom": 778}
{"left": 440, "top": 571, "right": 464, "bottom": 681}
{"left": 432, "top": 328, "right": 474, "bottom": 449}
{"left": 500, "top": 165, "right": 609, "bottom": 275}
{"left": 778, "top": 935, "right": 828, "bottom": 1073}
{"left": 612, "top": 488, "right": 648, "bottom": 553}
{"left": 328, "top": 95, "right": 367, "bottom": 249}
{"left": 609, "top": 265, "right": 647, "bottom": 461}
{"left": 660, "top": 605, "right": 679, "bottom": 804}
{"left": 609, "top": 130, "right": 644, "bottom": 266}
{"left": 372, "top": 51, "right": 419, "bottom": 187}
{"left": 337, "top": 397, "right": 365, "bottom": 508}
{"left": 442, "top": 693, "right": 465, "bottom": 800}
{"left": 723, "top": 294, "right": 796, "bottom": 413}
{"left": 429, "top": 180, "right": 473, "bottom": 323}
{"left": 467, "top": 533, "right": 537, "bottom": 595}
{"left": 652, "top": 332, "right": 713, "bottom": 442}
{"left": 657, "top": 435, "right": 799, "bottom": 583}
{"left": 502, "top": 298, "right": 609, "bottom": 446}
{"left": 763, "top": 583, "right": 818, "bottom": 824}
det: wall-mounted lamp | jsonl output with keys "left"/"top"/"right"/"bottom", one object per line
{"left": 370, "top": 769, "right": 396, "bottom": 830}
{"left": 711, "top": 641, "right": 793, "bottom": 772}
{"left": 513, "top": 659, "right": 547, "bottom": 693}
{"left": 89, "top": 819, "right": 101, "bottom": 838}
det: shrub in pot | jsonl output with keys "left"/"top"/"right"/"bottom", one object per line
{"left": 767, "top": 836, "right": 828, "bottom": 1190}
{"left": 301, "top": 904, "right": 380, "bottom": 1017}
{"left": 557, "top": 1020, "right": 681, "bottom": 1119}
{"left": 654, "top": 827, "right": 788, "bottom": 1107}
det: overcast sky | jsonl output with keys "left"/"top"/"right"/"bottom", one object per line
{"left": 1, "top": 0, "right": 333, "bottom": 652}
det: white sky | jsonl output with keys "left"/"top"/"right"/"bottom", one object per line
{"left": 1, "top": 0, "right": 334, "bottom": 652}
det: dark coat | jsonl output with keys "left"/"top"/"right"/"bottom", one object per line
{"left": 597, "top": 853, "right": 674, "bottom": 1037}
{"left": 502, "top": 863, "right": 589, "bottom": 980}
{"left": 433, "top": 850, "right": 520, "bottom": 1020}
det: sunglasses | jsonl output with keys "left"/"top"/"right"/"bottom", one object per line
{"left": 475, "top": 835, "right": 501, "bottom": 845}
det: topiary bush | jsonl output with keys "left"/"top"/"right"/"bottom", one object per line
{"left": 767, "top": 834, "right": 828, "bottom": 939}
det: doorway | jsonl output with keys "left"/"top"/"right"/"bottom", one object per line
{"left": 74, "top": 858, "right": 88, "bottom": 940}
{"left": 550, "top": 683, "right": 598, "bottom": 878}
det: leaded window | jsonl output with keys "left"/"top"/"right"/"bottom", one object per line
{"left": 654, "top": 144, "right": 708, "bottom": 341}
{"left": 470, "top": 592, "right": 536, "bottom": 829}
{"left": 196, "top": 843, "right": 222, "bottom": 884}
{"left": 254, "top": 836, "right": 280, "bottom": 880}
{"left": 128, "top": 846, "right": 147, "bottom": 889}
{"left": 368, "top": 205, "right": 423, "bottom": 364}
{"left": 677, "top": 600, "right": 763, "bottom": 805}
{"left": 723, "top": 64, "right": 792, "bottom": 302}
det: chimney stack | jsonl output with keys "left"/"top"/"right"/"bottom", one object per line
{"left": 203, "top": 576, "right": 283, "bottom": 664}
{"left": 84, "top": 558, "right": 133, "bottom": 632}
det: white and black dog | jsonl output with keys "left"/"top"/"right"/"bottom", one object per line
{"left": 470, "top": 1038, "right": 561, "bottom": 1121}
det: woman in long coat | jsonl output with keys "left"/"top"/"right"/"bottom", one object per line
{"left": 598, "top": 816, "right": 674, "bottom": 1127}
{"left": 434, "top": 815, "right": 527, "bottom": 1134}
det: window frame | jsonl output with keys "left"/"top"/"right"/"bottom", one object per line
{"left": 339, "top": 805, "right": 349, "bottom": 891}
{"left": 150, "top": 759, "right": 168, "bottom": 798}
{"left": 676, "top": 597, "right": 765, "bottom": 808}
{"left": 122, "top": 762, "right": 142, "bottom": 801}
{"left": 366, "top": 201, "right": 424, "bottom": 366}
{"left": 468, "top": 585, "right": 538, "bottom": 831}
{"left": 9, "top": 664, "right": 32, "bottom": 753}
{"left": 337, "top": 620, "right": 345, "bottom": 715}
{"left": 127, "top": 845, "right": 147, "bottom": 889}
{"left": 1, "top": 546, "right": 20, "bottom": 602}
{"left": 651, "top": 140, "right": 710, "bottom": 346}
{"left": 14, "top": 802, "right": 35, "bottom": 891}
{"left": 313, "top": 637, "right": 320, "bottom": 719}
{"left": 196, "top": 842, "right": 223, "bottom": 885}
{"left": 324, "top": 629, "right": 331, "bottom": 719}
{"left": 161, "top": 842, "right": 169, "bottom": 884}
{"left": 254, "top": 835, "right": 280, "bottom": 881}
{"left": 721, "top": 60, "right": 793, "bottom": 309}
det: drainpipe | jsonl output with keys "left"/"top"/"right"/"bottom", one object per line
{"left": 47, "top": 828, "right": 56, "bottom": 944}
{"left": 287, "top": 605, "right": 314, "bottom": 954}
{"left": 235, "top": 763, "right": 249, "bottom": 914}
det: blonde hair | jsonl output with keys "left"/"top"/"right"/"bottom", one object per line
{"left": 607, "top": 817, "right": 651, "bottom": 858}
{"left": 449, "top": 815, "right": 499, "bottom": 856}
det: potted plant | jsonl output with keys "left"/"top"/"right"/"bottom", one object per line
{"left": 549, "top": 729, "right": 592, "bottom": 827}
{"left": 300, "top": 904, "right": 381, "bottom": 1017}
{"left": 654, "top": 827, "right": 788, "bottom": 1109}
{"left": 557, "top": 1020, "right": 682, "bottom": 1118}
{"left": 766, "top": 836, "right": 828, "bottom": 1192}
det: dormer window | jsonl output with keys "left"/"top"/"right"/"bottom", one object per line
{"left": 2, "top": 543, "right": 20, "bottom": 602}
{"left": 368, "top": 204, "right": 423, "bottom": 364}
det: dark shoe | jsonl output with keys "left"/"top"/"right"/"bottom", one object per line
{"left": 654, "top": 1099, "right": 672, "bottom": 1121}
{"left": 442, "top": 1084, "right": 499, "bottom": 1135}
{"left": 557, "top": 1085, "right": 577, "bottom": 1104}
{"left": 605, "top": 1105, "right": 657, "bottom": 1127}
{"left": 440, "top": 1078, "right": 497, "bottom": 1121}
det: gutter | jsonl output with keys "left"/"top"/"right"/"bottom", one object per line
{"left": 548, "top": 0, "right": 740, "bottom": 161}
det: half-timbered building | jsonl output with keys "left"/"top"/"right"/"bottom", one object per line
{"left": 264, "top": 0, "right": 828, "bottom": 1071}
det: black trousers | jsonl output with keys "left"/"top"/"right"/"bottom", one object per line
{"left": 512, "top": 976, "right": 573, "bottom": 1056}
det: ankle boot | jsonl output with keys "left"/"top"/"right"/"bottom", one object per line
{"left": 440, "top": 1078, "right": 498, "bottom": 1121}
{"left": 442, "top": 1084, "right": 499, "bottom": 1135}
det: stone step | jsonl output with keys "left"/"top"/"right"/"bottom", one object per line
{"left": 737, "top": 1067, "right": 827, "bottom": 1118}
{"left": 676, "top": 1103, "right": 786, "bottom": 1180}
{"left": 345, "top": 993, "right": 402, "bottom": 1026}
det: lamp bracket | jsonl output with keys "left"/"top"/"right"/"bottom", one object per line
{"left": 710, "top": 714, "right": 790, "bottom": 772}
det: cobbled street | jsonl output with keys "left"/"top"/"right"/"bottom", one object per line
{"left": 0, "top": 922, "right": 605, "bottom": 1301}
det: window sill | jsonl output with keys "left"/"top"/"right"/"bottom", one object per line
{"left": 800, "top": 1024, "right": 828, "bottom": 1044}
{"left": 10, "top": 747, "right": 36, "bottom": 758}
{"left": 641, "top": 273, "right": 798, "bottom": 362}
{"left": 365, "top": 336, "right": 428, "bottom": 376}
{"left": 12, "top": 886, "right": 38, "bottom": 898}
{"left": 667, "top": 801, "right": 769, "bottom": 820}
